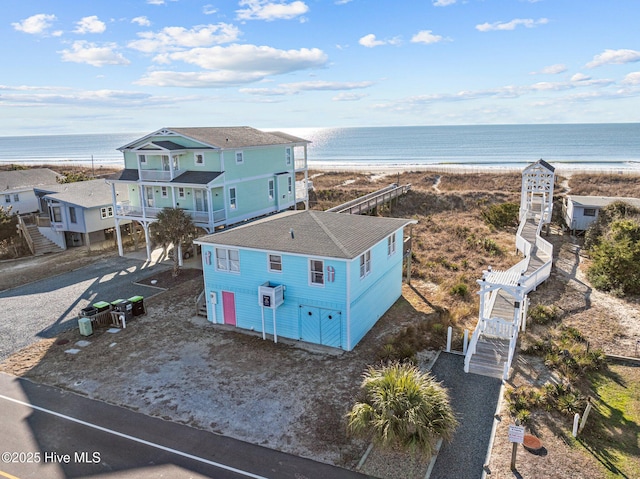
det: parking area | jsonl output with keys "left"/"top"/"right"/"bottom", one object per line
{"left": 0, "top": 255, "right": 170, "bottom": 360}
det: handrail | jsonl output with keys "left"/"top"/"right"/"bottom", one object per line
{"left": 16, "top": 215, "right": 35, "bottom": 255}
{"left": 326, "top": 184, "right": 411, "bottom": 214}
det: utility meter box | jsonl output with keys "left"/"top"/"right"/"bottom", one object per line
{"left": 78, "top": 317, "right": 93, "bottom": 336}
{"left": 258, "top": 284, "right": 284, "bottom": 309}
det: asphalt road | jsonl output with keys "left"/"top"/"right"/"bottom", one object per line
{"left": 0, "top": 372, "right": 371, "bottom": 479}
{"left": 0, "top": 256, "right": 168, "bottom": 360}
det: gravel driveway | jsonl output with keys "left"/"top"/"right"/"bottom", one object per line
{"left": 0, "top": 256, "right": 169, "bottom": 360}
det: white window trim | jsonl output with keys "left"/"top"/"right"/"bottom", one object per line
{"left": 388, "top": 233, "right": 397, "bottom": 256}
{"left": 13, "top": 193, "right": 19, "bottom": 202}
{"left": 178, "top": 187, "right": 186, "bottom": 199}
{"left": 161, "top": 186, "right": 168, "bottom": 198}
{"left": 360, "top": 250, "right": 371, "bottom": 278}
{"left": 235, "top": 151, "right": 244, "bottom": 164}
{"left": 287, "top": 176, "right": 292, "bottom": 194}
{"left": 268, "top": 253, "right": 283, "bottom": 273}
{"left": 69, "top": 206, "right": 77, "bottom": 224}
{"left": 215, "top": 247, "right": 240, "bottom": 273}
{"left": 229, "top": 187, "right": 237, "bottom": 210}
{"left": 285, "top": 147, "right": 292, "bottom": 166}
{"left": 138, "top": 154, "right": 147, "bottom": 164}
{"left": 309, "top": 258, "right": 325, "bottom": 286}
{"left": 4, "top": 195, "right": 10, "bottom": 203}
{"left": 268, "top": 179, "right": 274, "bottom": 200}
{"left": 194, "top": 152, "right": 205, "bottom": 165}
{"left": 100, "top": 206, "right": 114, "bottom": 219}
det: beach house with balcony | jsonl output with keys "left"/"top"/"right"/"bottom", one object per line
{"left": 194, "top": 210, "right": 416, "bottom": 351}
{"left": 108, "top": 127, "right": 311, "bottom": 260}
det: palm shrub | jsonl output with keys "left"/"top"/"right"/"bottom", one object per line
{"left": 152, "top": 207, "right": 195, "bottom": 277}
{"left": 346, "top": 362, "right": 457, "bottom": 456}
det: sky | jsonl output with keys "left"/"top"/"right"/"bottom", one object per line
{"left": 2, "top": 0, "right": 640, "bottom": 135}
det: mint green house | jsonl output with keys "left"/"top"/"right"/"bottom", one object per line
{"left": 108, "top": 127, "right": 310, "bottom": 259}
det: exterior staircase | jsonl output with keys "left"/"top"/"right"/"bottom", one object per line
{"left": 465, "top": 160, "right": 555, "bottom": 380}
{"left": 25, "top": 224, "right": 64, "bottom": 255}
{"left": 195, "top": 290, "right": 207, "bottom": 317}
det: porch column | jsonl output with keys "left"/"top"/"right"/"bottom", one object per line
{"left": 207, "top": 187, "right": 214, "bottom": 226}
{"left": 304, "top": 144, "right": 309, "bottom": 210}
{"left": 115, "top": 218, "right": 124, "bottom": 257}
{"left": 84, "top": 232, "right": 91, "bottom": 250}
{"left": 143, "top": 222, "right": 151, "bottom": 261}
{"left": 139, "top": 185, "right": 147, "bottom": 221}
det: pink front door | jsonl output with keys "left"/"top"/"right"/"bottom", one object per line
{"left": 222, "top": 291, "right": 236, "bottom": 326}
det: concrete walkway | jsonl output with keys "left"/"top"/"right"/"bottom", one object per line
{"left": 428, "top": 353, "right": 502, "bottom": 479}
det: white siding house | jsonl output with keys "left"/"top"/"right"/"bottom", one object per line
{"left": 563, "top": 195, "right": 640, "bottom": 232}
{"left": 0, "top": 169, "right": 60, "bottom": 215}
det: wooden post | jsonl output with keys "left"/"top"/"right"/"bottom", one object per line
{"left": 578, "top": 397, "right": 593, "bottom": 433}
{"left": 511, "top": 419, "right": 521, "bottom": 471}
{"left": 446, "top": 326, "right": 452, "bottom": 352}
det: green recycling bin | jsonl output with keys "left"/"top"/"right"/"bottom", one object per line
{"left": 128, "top": 296, "right": 145, "bottom": 316}
{"left": 78, "top": 317, "right": 93, "bottom": 336}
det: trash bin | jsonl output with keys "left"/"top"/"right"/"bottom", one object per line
{"left": 93, "top": 301, "right": 111, "bottom": 313}
{"left": 78, "top": 317, "right": 93, "bottom": 336}
{"left": 80, "top": 306, "right": 98, "bottom": 317}
{"left": 113, "top": 299, "right": 133, "bottom": 321}
{"left": 128, "top": 296, "right": 145, "bottom": 316}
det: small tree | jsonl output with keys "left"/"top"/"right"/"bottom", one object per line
{"left": 153, "top": 207, "right": 195, "bottom": 277}
{"left": 347, "top": 362, "right": 457, "bottom": 456}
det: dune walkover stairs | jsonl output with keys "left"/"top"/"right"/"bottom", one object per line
{"left": 464, "top": 160, "right": 555, "bottom": 379}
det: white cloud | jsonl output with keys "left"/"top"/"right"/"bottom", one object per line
{"left": 536, "top": 64, "right": 567, "bottom": 75}
{"left": 165, "top": 44, "right": 326, "bottom": 71}
{"left": 137, "top": 70, "right": 269, "bottom": 87}
{"left": 586, "top": 49, "right": 640, "bottom": 68}
{"left": 622, "top": 72, "right": 640, "bottom": 85}
{"left": 332, "top": 92, "right": 366, "bottom": 101}
{"left": 12, "top": 14, "right": 57, "bottom": 35}
{"left": 59, "top": 41, "right": 130, "bottom": 67}
{"left": 132, "top": 16, "right": 151, "bottom": 27}
{"left": 128, "top": 24, "right": 241, "bottom": 53}
{"left": 74, "top": 16, "right": 107, "bottom": 34}
{"left": 433, "top": 0, "right": 456, "bottom": 6}
{"left": 203, "top": 5, "right": 218, "bottom": 15}
{"left": 359, "top": 33, "right": 401, "bottom": 48}
{"left": 241, "top": 80, "right": 372, "bottom": 96}
{"left": 147, "top": 0, "right": 166, "bottom": 4}
{"left": 137, "top": 44, "right": 327, "bottom": 87}
{"left": 570, "top": 73, "right": 591, "bottom": 82}
{"left": 476, "top": 18, "right": 549, "bottom": 32}
{"left": 236, "top": 1, "right": 309, "bottom": 21}
{"left": 411, "top": 30, "right": 444, "bottom": 45}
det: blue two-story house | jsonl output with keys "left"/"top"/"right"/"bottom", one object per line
{"left": 108, "top": 126, "right": 310, "bottom": 260}
{"left": 194, "top": 210, "right": 416, "bottom": 351}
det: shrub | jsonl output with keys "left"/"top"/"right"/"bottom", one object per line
{"left": 528, "top": 304, "right": 560, "bottom": 325}
{"left": 449, "top": 282, "right": 469, "bottom": 298}
{"left": 481, "top": 202, "right": 520, "bottom": 229}
{"left": 347, "top": 363, "right": 458, "bottom": 456}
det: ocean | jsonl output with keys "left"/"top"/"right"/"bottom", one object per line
{"left": 1, "top": 124, "right": 639, "bottom": 172}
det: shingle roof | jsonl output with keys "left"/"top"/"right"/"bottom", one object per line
{"left": 171, "top": 171, "right": 223, "bottom": 185}
{"left": 147, "top": 140, "right": 188, "bottom": 151}
{"left": 116, "top": 169, "right": 139, "bottom": 181}
{"left": 568, "top": 195, "right": 640, "bottom": 209}
{"left": 0, "top": 168, "right": 60, "bottom": 193}
{"left": 196, "top": 210, "right": 416, "bottom": 259}
{"left": 164, "top": 127, "right": 309, "bottom": 149}
{"left": 36, "top": 179, "right": 118, "bottom": 209}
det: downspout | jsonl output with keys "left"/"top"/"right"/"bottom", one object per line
{"left": 346, "top": 260, "right": 351, "bottom": 351}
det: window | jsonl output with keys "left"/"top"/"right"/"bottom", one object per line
{"left": 100, "top": 206, "right": 114, "bottom": 219}
{"left": 360, "top": 250, "right": 371, "bottom": 278}
{"left": 69, "top": 207, "right": 77, "bottom": 224}
{"left": 161, "top": 186, "right": 168, "bottom": 198}
{"left": 195, "top": 153, "right": 204, "bottom": 165}
{"left": 268, "top": 180, "right": 274, "bottom": 200}
{"left": 139, "top": 154, "right": 147, "bottom": 164}
{"left": 229, "top": 187, "right": 237, "bottom": 209}
{"left": 4, "top": 195, "right": 10, "bottom": 203}
{"left": 52, "top": 206, "right": 62, "bottom": 223}
{"left": 584, "top": 208, "right": 596, "bottom": 217}
{"left": 269, "top": 254, "right": 282, "bottom": 272}
{"left": 216, "top": 248, "right": 240, "bottom": 272}
{"left": 387, "top": 233, "right": 396, "bottom": 256}
{"left": 178, "top": 187, "right": 185, "bottom": 199}
{"left": 288, "top": 177, "right": 292, "bottom": 194}
{"left": 285, "top": 147, "right": 292, "bottom": 166}
{"left": 235, "top": 151, "right": 244, "bottom": 164}
{"left": 310, "top": 259, "right": 324, "bottom": 285}
{"left": 13, "top": 194, "right": 19, "bottom": 202}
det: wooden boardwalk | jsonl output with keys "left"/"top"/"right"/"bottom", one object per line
{"left": 326, "top": 183, "right": 411, "bottom": 215}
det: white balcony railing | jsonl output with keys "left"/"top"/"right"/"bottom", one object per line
{"left": 294, "top": 158, "right": 307, "bottom": 170}
{"left": 116, "top": 203, "right": 226, "bottom": 225}
{"left": 138, "top": 169, "right": 183, "bottom": 182}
